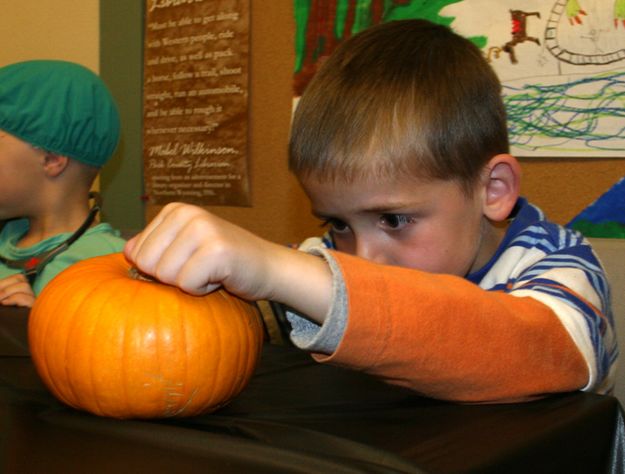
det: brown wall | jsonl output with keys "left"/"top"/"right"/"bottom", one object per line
{"left": 146, "top": 2, "right": 624, "bottom": 244}
{"left": 520, "top": 158, "right": 623, "bottom": 225}
{"left": 1, "top": 0, "right": 101, "bottom": 189}
{"left": 0, "top": 1, "right": 99, "bottom": 69}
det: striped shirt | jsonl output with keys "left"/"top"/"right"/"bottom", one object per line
{"left": 466, "top": 198, "right": 617, "bottom": 393}
{"left": 288, "top": 198, "right": 617, "bottom": 395}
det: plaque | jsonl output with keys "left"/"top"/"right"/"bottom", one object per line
{"left": 143, "top": 0, "right": 250, "bottom": 206}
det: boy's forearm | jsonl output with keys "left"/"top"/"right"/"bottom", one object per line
{"left": 313, "top": 251, "right": 589, "bottom": 403}
{"left": 263, "top": 243, "right": 333, "bottom": 325}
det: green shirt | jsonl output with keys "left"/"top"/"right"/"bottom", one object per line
{"left": 0, "top": 218, "right": 126, "bottom": 295}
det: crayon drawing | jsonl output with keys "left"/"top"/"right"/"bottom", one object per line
{"left": 444, "top": 0, "right": 625, "bottom": 157}
{"left": 294, "top": 0, "right": 625, "bottom": 157}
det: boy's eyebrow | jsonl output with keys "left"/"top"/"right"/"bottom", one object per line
{"left": 311, "top": 210, "right": 333, "bottom": 220}
{"left": 311, "top": 201, "right": 422, "bottom": 219}
{"left": 360, "top": 202, "right": 419, "bottom": 213}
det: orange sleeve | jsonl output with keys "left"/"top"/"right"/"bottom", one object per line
{"left": 313, "top": 251, "right": 589, "bottom": 403}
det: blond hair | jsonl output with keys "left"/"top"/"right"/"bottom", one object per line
{"left": 289, "top": 20, "right": 509, "bottom": 194}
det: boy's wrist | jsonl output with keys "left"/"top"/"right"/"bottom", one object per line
{"left": 263, "top": 243, "right": 333, "bottom": 325}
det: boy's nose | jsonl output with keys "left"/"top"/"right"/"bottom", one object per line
{"left": 355, "top": 239, "right": 387, "bottom": 265}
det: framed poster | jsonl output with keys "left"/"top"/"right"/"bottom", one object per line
{"left": 143, "top": 0, "right": 251, "bottom": 206}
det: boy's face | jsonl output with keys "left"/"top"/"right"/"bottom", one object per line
{"left": 0, "top": 132, "right": 43, "bottom": 219}
{"left": 301, "top": 173, "right": 503, "bottom": 277}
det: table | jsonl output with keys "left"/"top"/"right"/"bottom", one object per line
{"left": 1, "top": 306, "right": 623, "bottom": 473}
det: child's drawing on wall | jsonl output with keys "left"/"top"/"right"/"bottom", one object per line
{"left": 444, "top": 0, "right": 625, "bottom": 157}
{"left": 294, "top": 0, "right": 625, "bottom": 158}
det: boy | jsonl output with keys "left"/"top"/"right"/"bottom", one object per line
{"left": 0, "top": 60, "right": 126, "bottom": 307}
{"left": 125, "top": 20, "right": 617, "bottom": 403}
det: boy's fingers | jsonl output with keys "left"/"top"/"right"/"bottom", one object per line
{"left": 129, "top": 203, "right": 213, "bottom": 278}
{"left": 176, "top": 249, "right": 224, "bottom": 295}
{"left": 123, "top": 237, "right": 137, "bottom": 258}
{"left": 126, "top": 202, "right": 187, "bottom": 268}
{"left": 149, "top": 234, "right": 197, "bottom": 286}
{"left": 125, "top": 204, "right": 171, "bottom": 259}
{"left": 123, "top": 202, "right": 237, "bottom": 295}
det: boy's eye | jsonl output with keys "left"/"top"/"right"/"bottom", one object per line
{"left": 321, "top": 218, "right": 350, "bottom": 234}
{"left": 380, "top": 214, "right": 414, "bottom": 230}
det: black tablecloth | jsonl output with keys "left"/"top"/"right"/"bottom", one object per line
{"left": 0, "top": 306, "right": 623, "bottom": 473}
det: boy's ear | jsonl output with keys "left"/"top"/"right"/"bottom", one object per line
{"left": 481, "top": 154, "right": 521, "bottom": 222}
{"left": 42, "top": 153, "right": 70, "bottom": 177}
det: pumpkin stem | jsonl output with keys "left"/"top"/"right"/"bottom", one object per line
{"left": 129, "top": 267, "right": 157, "bottom": 283}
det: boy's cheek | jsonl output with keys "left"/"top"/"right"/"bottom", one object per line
{"left": 331, "top": 235, "right": 353, "bottom": 254}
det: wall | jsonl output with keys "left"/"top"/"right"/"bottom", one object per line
{"left": 0, "top": 0, "right": 99, "bottom": 69}
{"left": 520, "top": 158, "right": 623, "bottom": 225}
{"left": 99, "top": 2, "right": 146, "bottom": 234}
{"left": 0, "top": 0, "right": 100, "bottom": 192}
{"left": 5, "top": 2, "right": 619, "bottom": 243}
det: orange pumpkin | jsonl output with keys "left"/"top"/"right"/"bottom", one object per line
{"left": 29, "top": 252, "right": 264, "bottom": 419}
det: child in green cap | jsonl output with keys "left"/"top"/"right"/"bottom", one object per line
{"left": 0, "top": 60, "right": 126, "bottom": 307}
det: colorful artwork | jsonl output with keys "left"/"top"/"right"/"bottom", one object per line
{"left": 293, "top": 0, "right": 470, "bottom": 96}
{"left": 447, "top": 0, "right": 625, "bottom": 157}
{"left": 568, "top": 177, "right": 625, "bottom": 238}
{"left": 293, "top": 0, "right": 625, "bottom": 157}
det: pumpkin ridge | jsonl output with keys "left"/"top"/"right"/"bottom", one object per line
{"left": 84, "top": 270, "right": 127, "bottom": 416}
{"left": 191, "top": 295, "right": 213, "bottom": 415}
{"left": 231, "top": 294, "right": 251, "bottom": 399}
{"left": 242, "top": 299, "right": 257, "bottom": 394}
{"left": 211, "top": 292, "right": 227, "bottom": 410}
{"left": 202, "top": 297, "right": 219, "bottom": 413}
{"left": 237, "top": 300, "right": 264, "bottom": 390}
{"left": 177, "top": 289, "right": 190, "bottom": 416}
{"left": 162, "top": 287, "right": 183, "bottom": 417}
{"left": 85, "top": 256, "right": 136, "bottom": 416}
{"left": 41, "top": 263, "right": 104, "bottom": 409}
{"left": 234, "top": 296, "right": 253, "bottom": 397}
{"left": 189, "top": 297, "right": 208, "bottom": 415}
{"left": 218, "top": 292, "right": 240, "bottom": 405}
{"left": 120, "top": 269, "right": 145, "bottom": 418}
{"left": 230, "top": 295, "right": 247, "bottom": 398}
{"left": 142, "top": 279, "right": 165, "bottom": 417}
{"left": 239, "top": 300, "right": 256, "bottom": 395}
{"left": 54, "top": 268, "right": 102, "bottom": 408}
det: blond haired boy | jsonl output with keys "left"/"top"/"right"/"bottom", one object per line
{"left": 125, "top": 20, "right": 616, "bottom": 402}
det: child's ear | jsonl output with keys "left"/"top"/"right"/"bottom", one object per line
{"left": 42, "top": 153, "right": 70, "bottom": 177}
{"left": 481, "top": 154, "right": 521, "bottom": 222}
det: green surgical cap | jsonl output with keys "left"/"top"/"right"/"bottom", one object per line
{"left": 0, "top": 60, "right": 120, "bottom": 167}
